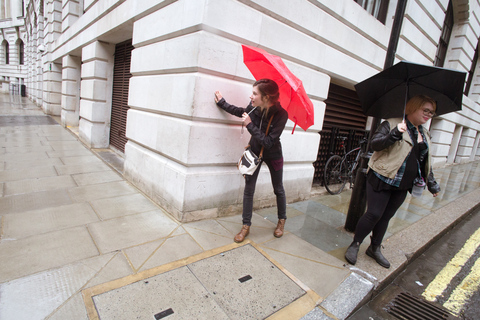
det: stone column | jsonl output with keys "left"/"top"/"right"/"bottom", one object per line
{"left": 62, "top": 0, "right": 82, "bottom": 32}
{"left": 448, "top": 125, "right": 463, "bottom": 164}
{"left": 34, "top": 18, "right": 44, "bottom": 106}
{"left": 429, "top": 119, "right": 456, "bottom": 166}
{"left": 456, "top": 128, "right": 477, "bottom": 163}
{"left": 42, "top": 0, "right": 62, "bottom": 115}
{"left": 43, "top": 61, "right": 62, "bottom": 115}
{"left": 471, "top": 131, "right": 480, "bottom": 161}
{"left": 79, "top": 41, "right": 114, "bottom": 148}
{"left": 61, "top": 55, "right": 81, "bottom": 127}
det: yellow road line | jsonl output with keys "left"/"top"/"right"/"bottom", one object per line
{"left": 422, "top": 227, "right": 480, "bottom": 302}
{"left": 443, "top": 255, "right": 480, "bottom": 315}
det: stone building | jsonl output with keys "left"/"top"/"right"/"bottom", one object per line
{"left": 0, "top": 0, "right": 26, "bottom": 94}
{"left": 6, "top": 0, "right": 480, "bottom": 222}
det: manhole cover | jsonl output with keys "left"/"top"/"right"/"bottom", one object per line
{"left": 86, "top": 244, "right": 309, "bottom": 320}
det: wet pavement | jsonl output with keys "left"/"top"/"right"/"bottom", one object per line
{"left": 1, "top": 93, "right": 480, "bottom": 319}
{"left": 348, "top": 205, "right": 480, "bottom": 319}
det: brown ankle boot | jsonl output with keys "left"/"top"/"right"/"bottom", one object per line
{"left": 234, "top": 225, "right": 250, "bottom": 243}
{"left": 274, "top": 219, "right": 286, "bottom": 238}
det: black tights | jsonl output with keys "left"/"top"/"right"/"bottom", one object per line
{"left": 242, "top": 159, "right": 287, "bottom": 226}
{"left": 354, "top": 181, "right": 407, "bottom": 246}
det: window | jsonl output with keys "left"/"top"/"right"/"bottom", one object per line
{"left": 465, "top": 42, "right": 478, "bottom": 95}
{"left": 435, "top": 1, "right": 453, "bottom": 67}
{"left": 18, "top": 40, "right": 24, "bottom": 65}
{"left": 354, "top": 0, "right": 389, "bottom": 24}
{"left": 3, "top": 40, "right": 9, "bottom": 64}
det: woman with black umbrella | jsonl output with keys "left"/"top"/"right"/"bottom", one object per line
{"left": 345, "top": 94, "right": 441, "bottom": 268}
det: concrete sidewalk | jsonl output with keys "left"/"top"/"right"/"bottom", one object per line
{"left": 1, "top": 93, "right": 479, "bottom": 320}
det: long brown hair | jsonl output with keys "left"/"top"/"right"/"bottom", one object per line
{"left": 254, "top": 79, "right": 280, "bottom": 108}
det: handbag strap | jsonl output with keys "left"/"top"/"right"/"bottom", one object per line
{"left": 259, "top": 114, "right": 274, "bottom": 159}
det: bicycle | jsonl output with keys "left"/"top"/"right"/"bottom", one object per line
{"left": 324, "top": 136, "right": 367, "bottom": 195}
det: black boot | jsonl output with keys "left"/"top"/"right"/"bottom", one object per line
{"left": 345, "top": 241, "right": 361, "bottom": 265}
{"left": 366, "top": 244, "right": 390, "bottom": 268}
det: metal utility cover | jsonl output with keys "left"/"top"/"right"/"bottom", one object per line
{"left": 188, "top": 244, "right": 306, "bottom": 319}
{"left": 90, "top": 244, "right": 306, "bottom": 320}
{"left": 92, "top": 266, "right": 229, "bottom": 319}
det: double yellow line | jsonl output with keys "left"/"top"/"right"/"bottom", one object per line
{"left": 422, "top": 227, "right": 480, "bottom": 314}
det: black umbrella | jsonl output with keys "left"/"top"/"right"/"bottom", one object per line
{"left": 355, "top": 61, "right": 466, "bottom": 119}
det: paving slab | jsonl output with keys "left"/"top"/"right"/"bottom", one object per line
{"left": 60, "top": 155, "right": 105, "bottom": 166}
{"left": 42, "top": 140, "right": 89, "bottom": 151}
{"left": 72, "top": 170, "right": 123, "bottom": 186}
{"left": 0, "top": 151, "right": 50, "bottom": 162}
{"left": 89, "top": 193, "right": 160, "bottom": 220}
{"left": 47, "top": 148, "right": 94, "bottom": 158}
{"left": 2, "top": 203, "right": 99, "bottom": 239}
{"left": 68, "top": 180, "right": 137, "bottom": 202}
{"left": 4, "top": 145, "right": 53, "bottom": 154}
{"left": 0, "top": 253, "right": 117, "bottom": 320}
{"left": 4, "top": 175, "right": 77, "bottom": 195}
{"left": 0, "top": 226, "right": 99, "bottom": 283}
{"left": 133, "top": 233, "right": 204, "bottom": 272}
{"left": 0, "top": 189, "right": 73, "bottom": 214}
{"left": 54, "top": 162, "right": 111, "bottom": 175}
{"left": 87, "top": 210, "right": 179, "bottom": 253}
{"left": 0, "top": 165, "right": 58, "bottom": 182}
{"left": 4, "top": 157, "right": 63, "bottom": 170}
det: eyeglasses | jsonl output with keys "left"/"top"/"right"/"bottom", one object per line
{"left": 422, "top": 108, "right": 436, "bottom": 117}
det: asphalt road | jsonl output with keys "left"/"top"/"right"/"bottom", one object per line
{"left": 348, "top": 205, "right": 480, "bottom": 320}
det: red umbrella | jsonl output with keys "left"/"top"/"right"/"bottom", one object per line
{"left": 242, "top": 44, "right": 314, "bottom": 132}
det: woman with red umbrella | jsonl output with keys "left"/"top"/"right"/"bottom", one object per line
{"left": 214, "top": 79, "right": 289, "bottom": 243}
{"left": 345, "top": 95, "right": 441, "bottom": 268}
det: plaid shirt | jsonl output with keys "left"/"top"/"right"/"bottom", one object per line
{"left": 374, "top": 120, "right": 428, "bottom": 187}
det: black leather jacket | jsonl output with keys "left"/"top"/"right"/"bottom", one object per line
{"left": 216, "top": 98, "right": 288, "bottom": 160}
{"left": 370, "top": 120, "right": 441, "bottom": 194}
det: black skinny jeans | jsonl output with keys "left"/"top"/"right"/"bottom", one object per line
{"left": 242, "top": 159, "right": 287, "bottom": 226}
{"left": 353, "top": 181, "right": 407, "bottom": 246}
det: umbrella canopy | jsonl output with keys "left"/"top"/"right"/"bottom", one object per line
{"left": 242, "top": 44, "right": 314, "bottom": 131}
{"left": 355, "top": 61, "right": 466, "bottom": 119}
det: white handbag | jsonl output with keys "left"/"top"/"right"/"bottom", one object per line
{"left": 237, "top": 114, "right": 274, "bottom": 176}
{"left": 238, "top": 147, "right": 261, "bottom": 175}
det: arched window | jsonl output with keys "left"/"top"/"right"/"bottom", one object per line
{"left": 2, "top": 40, "right": 9, "bottom": 64}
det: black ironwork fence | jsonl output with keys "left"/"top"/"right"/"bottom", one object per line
{"left": 313, "top": 126, "right": 369, "bottom": 185}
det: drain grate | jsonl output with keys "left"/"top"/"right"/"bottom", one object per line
{"left": 385, "top": 292, "right": 460, "bottom": 320}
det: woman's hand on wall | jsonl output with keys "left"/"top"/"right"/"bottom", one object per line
{"left": 214, "top": 91, "right": 223, "bottom": 103}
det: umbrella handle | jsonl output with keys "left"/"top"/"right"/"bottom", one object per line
{"left": 403, "top": 78, "right": 410, "bottom": 121}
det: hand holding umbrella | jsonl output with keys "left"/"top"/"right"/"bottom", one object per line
{"left": 242, "top": 112, "right": 252, "bottom": 125}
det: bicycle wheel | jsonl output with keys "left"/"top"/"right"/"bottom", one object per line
{"left": 324, "top": 155, "right": 347, "bottom": 195}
